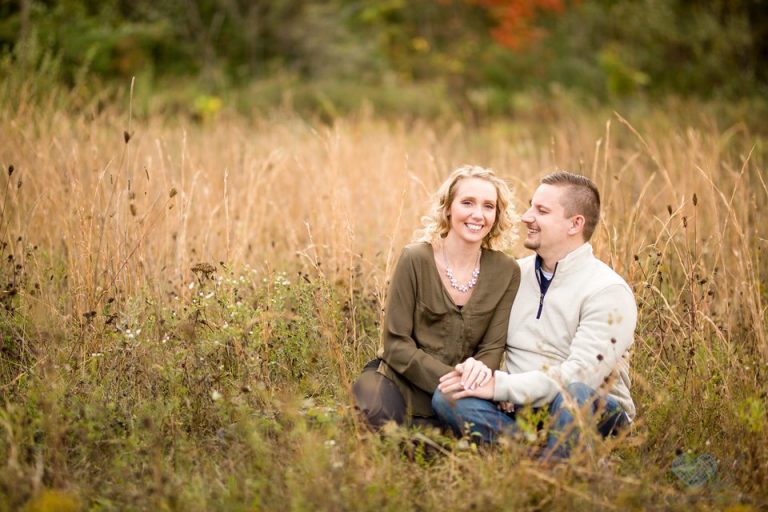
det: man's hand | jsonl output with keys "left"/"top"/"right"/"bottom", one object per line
{"left": 438, "top": 369, "right": 495, "bottom": 400}
{"left": 437, "top": 370, "right": 464, "bottom": 394}
{"left": 451, "top": 375, "right": 495, "bottom": 400}
{"left": 436, "top": 357, "right": 491, "bottom": 393}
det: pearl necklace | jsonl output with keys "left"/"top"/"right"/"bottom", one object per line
{"left": 443, "top": 245, "right": 481, "bottom": 293}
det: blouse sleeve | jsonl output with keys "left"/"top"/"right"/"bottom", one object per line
{"left": 380, "top": 248, "right": 454, "bottom": 393}
{"left": 473, "top": 260, "right": 520, "bottom": 369}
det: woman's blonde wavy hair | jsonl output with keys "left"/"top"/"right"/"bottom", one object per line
{"left": 414, "top": 165, "right": 518, "bottom": 251}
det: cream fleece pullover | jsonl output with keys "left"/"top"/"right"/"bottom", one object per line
{"left": 493, "top": 243, "right": 637, "bottom": 418}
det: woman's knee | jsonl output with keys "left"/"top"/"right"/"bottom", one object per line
{"left": 352, "top": 370, "right": 405, "bottom": 428}
{"left": 352, "top": 370, "right": 380, "bottom": 405}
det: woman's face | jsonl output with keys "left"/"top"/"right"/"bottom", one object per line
{"left": 446, "top": 177, "right": 498, "bottom": 246}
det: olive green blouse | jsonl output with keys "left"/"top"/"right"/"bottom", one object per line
{"left": 377, "top": 242, "right": 521, "bottom": 418}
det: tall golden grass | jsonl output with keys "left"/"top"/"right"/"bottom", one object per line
{"left": 0, "top": 97, "right": 766, "bottom": 509}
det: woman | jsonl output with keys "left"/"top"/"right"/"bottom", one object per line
{"left": 353, "top": 165, "right": 521, "bottom": 428}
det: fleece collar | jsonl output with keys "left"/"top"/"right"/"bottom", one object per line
{"left": 547, "top": 242, "right": 593, "bottom": 278}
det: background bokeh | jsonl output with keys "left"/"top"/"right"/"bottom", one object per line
{"left": 2, "top": 0, "right": 767, "bottom": 119}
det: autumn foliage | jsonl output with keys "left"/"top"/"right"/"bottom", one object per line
{"left": 470, "top": 0, "right": 572, "bottom": 51}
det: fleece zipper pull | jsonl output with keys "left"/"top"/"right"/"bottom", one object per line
{"left": 535, "top": 256, "right": 557, "bottom": 320}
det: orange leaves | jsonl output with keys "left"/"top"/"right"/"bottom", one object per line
{"left": 469, "top": 0, "right": 571, "bottom": 51}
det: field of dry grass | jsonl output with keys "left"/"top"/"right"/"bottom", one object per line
{"left": 0, "top": 95, "right": 766, "bottom": 510}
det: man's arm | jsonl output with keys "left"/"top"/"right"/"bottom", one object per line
{"left": 492, "top": 283, "right": 637, "bottom": 406}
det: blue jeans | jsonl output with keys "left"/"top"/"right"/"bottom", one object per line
{"left": 432, "top": 382, "right": 629, "bottom": 459}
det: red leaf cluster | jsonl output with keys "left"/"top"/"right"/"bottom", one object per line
{"left": 469, "top": 0, "right": 570, "bottom": 51}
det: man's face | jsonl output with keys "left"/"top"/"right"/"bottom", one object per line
{"left": 521, "top": 184, "right": 575, "bottom": 255}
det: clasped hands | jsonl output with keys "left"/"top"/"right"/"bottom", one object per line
{"left": 437, "top": 356, "right": 494, "bottom": 400}
{"left": 437, "top": 357, "right": 515, "bottom": 413}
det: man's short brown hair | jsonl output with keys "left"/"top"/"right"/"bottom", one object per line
{"left": 541, "top": 171, "right": 601, "bottom": 241}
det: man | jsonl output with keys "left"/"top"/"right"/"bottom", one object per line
{"left": 432, "top": 171, "right": 637, "bottom": 459}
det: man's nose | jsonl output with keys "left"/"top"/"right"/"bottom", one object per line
{"left": 521, "top": 208, "right": 534, "bottom": 223}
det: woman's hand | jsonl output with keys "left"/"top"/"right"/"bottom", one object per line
{"left": 437, "top": 357, "right": 492, "bottom": 394}
{"left": 456, "top": 357, "right": 492, "bottom": 391}
{"left": 437, "top": 370, "right": 464, "bottom": 394}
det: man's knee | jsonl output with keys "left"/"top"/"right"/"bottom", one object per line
{"left": 550, "top": 382, "right": 596, "bottom": 413}
{"left": 431, "top": 390, "right": 479, "bottom": 421}
{"left": 431, "top": 389, "right": 450, "bottom": 415}
{"left": 565, "top": 382, "right": 595, "bottom": 403}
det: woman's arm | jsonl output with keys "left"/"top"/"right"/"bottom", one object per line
{"left": 380, "top": 248, "right": 453, "bottom": 393}
{"left": 458, "top": 259, "right": 521, "bottom": 390}
{"left": 473, "top": 260, "right": 520, "bottom": 369}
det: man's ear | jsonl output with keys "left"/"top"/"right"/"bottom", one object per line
{"left": 568, "top": 215, "right": 586, "bottom": 236}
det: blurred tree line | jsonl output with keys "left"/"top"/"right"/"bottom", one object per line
{"left": 1, "top": 0, "right": 766, "bottom": 115}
